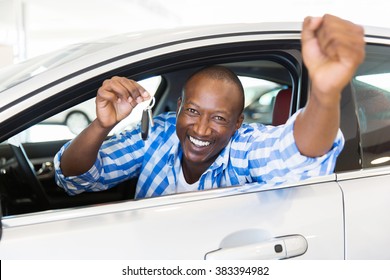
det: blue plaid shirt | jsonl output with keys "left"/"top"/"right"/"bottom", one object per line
{"left": 54, "top": 110, "right": 344, "bottom": 199}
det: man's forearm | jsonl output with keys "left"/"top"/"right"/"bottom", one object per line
{"left": 293, "top": 87, "right": 341, "bottom": 158}
{"left": 60, "top": 119, "right": 114, "bottom": 177}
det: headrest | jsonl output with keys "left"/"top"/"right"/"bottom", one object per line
{"left": 272, "top": 88, "right": 292, "bottom": 126}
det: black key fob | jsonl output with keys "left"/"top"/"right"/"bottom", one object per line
{"left": 140, "top": 97, "right": 155, "bottom": 141}
{"left": 141, "top": 109, "right": 149, "bottom": 140}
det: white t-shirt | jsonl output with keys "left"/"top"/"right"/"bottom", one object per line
{"left": 177, "top": 166, "right": 200, "bottom": 193}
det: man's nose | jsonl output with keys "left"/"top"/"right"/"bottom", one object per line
{"left": 193, "top": 115, "right": 212, "bottom": 136}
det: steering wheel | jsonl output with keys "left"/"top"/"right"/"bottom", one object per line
{"left": 10, "top": 143, "right": 51, "bottom": 211}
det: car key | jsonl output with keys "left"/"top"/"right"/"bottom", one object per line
{"left": 141, "top": 97, "right": 155, "bottom": 140}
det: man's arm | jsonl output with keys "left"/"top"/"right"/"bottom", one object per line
{"left": 60, "top": 77, "right": 151, "bottom": 177}
{"left": 294, "top": 14, "right": 365, "bottom": 157}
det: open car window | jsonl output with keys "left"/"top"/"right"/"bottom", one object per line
{"left": 0, "top": 55, "right": 297, "bottom": 217}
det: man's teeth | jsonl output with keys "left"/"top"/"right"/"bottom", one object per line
{"left": 189, "top": 136, "right": 211, "bottom": 147}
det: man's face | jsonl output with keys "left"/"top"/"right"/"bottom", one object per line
{"left": 176, "top": 75, "right": 244, "bottom": 168}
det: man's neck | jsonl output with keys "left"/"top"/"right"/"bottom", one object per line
{"left": 181, "top": 160, "right": 209, "bottom": 184}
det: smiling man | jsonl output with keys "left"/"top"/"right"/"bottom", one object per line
{"left": 176, "top": 67, "right": 245, "bottom": 186}
{"left": 54, "top": 14, "right": 365, "bottom": 198}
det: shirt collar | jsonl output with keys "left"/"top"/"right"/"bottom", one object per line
{"left": 167, "top": 140, "right": 181, "bottom": 167}
{"left": 209, "top": 139, "right": 232, "bottom": 171}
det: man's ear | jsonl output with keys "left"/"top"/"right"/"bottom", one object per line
{"left": 236, "top": 113, "right": 244, "bottom": 130}
{"left": 176, "top": 97, "right": 182, "bottom": 115}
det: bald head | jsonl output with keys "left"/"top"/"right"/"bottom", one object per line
{"left": 183, "top": 66, "right": 245, "bottom": 114}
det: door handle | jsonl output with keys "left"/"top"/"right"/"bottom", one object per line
{"left": 205, "top": 234, "right": 307, "bottom": 260}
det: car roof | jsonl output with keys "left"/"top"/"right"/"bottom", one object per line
{"left": 1, "top": 21, "right": 389, "bottom": 91}
{"left": 1, "top": 21, "right": 389, "bottom": 94}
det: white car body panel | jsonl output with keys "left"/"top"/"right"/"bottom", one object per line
{"left": 0, "top": 177, "right": 344, "bottom": 259}
{"left": 338, "top": 167, "right": 390, "bottom": 259}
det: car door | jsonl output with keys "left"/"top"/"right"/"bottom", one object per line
{"left": 0, "top": 30, "right": 345, "bottom": 259}
{"left": 0, "top": 176, "right": 344, "bottom": 259}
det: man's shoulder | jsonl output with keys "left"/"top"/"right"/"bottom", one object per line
{"left": 155, "top": 111, "right": 177, "bottom": 124}
{"left": 233, "top": 122, "right": 287, "bottom": 144}
{"left": 236, "top": 122, "right": 267, "bottom": 136}
{"left": 151, "top": 112, "right": 177, "bottom": 139}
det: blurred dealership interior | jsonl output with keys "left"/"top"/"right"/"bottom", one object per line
{"left": 1, "top": 0, "right": 389, "bottom": 68}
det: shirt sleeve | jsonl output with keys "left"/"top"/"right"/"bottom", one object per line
{"left": 244, "top": 109, "right": 345, "bottom": 185}
{"left": 54, "top": 128, "right": 145, "bottom": 195}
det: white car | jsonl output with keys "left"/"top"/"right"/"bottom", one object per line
{"left": 0, "top": 21, "right": 389, "bottom": 260}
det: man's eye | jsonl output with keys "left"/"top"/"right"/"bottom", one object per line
{"left": 186, "top": 108, "right": 198, "bottom": 114}
{"left": 214, "top": 116, "right": 226, "bottom": 122}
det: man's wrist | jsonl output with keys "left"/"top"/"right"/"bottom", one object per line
{"left": 309, "top": 84, "right": 342, "bottom": 110}
{"left": 91, "top": 119, "right": 116, "bottom": 136}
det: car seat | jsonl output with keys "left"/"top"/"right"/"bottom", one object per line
{"left": 272, "top": 88, "right": 292, "bottom": 126}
